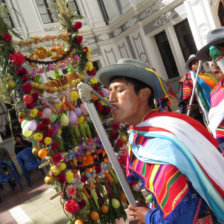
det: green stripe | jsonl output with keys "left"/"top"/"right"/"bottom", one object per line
{"left": 142, "top": 163, "right": 146, "bottom": 175}
{"left": 161, "top": 171, "right": 182, "bottom": 208}
{"left": 196, "top": 84, "right": 210, "bottom": 112}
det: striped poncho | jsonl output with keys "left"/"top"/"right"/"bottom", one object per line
{"left": 127, "top": 111, "right": 224, "bottom": 223}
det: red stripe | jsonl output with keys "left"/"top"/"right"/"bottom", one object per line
{"left": 144, "top": 111, "right": 219, "bottom": 148}
{"left": 130, "top": 125, "right": 173, "bottom": 133}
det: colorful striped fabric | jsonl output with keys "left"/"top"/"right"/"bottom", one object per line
{"left": 210, "top": 80, "right": 224, "bottom": 140}
{"left": 127, "top": 137, "right": 189, "bottom": 218}
{"left": 128, "top": 111, "right": 224, "bottom": 223}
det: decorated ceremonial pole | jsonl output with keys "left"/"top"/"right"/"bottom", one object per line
{"left": 77, "top": 82, "right": 137, "bottom": 206}
{"left": 187, "top": 60, "right": 203, "bottom": 116}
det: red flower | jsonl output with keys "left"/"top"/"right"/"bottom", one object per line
{"left": 51, "top": 141, "right": 58, "bottom": 150}
{"left": 112, "top": 123, "right": 120, "bottom": 130}
{"left": 22, "top": 75, "right": 28, "bottom": 82}
{"left": 42, "top": 118, "right": 50, "bottom": 125}
{"left": 10, "top": 52, "right": 25, "bottom": 66}
{"left": 96, "top": 102, "right": 103, "bottom": 112}
{"left": 31, "top": 93, "right": 39, "bottom": 102}
{"left": 39, "top": 140, "right": 45, "bottom": 145}
{"left": 64, "top": 199, "right": 80, "bottom": 214}
{"left": 37, "top": 123, "right": 47, "bottom": 131}
{"left": 101, "top": 106, "right": 111, "bottom": 115}
{"left": 16, "top": 67, "right": 27, "bottom": 75}
{"left": 57, "top": 173, "right": 66, "bottom": 182}
{"left": 76, "top": 35, "right": 83, "bottom": 44}
{"left": 45, "top": 128, "right": 54, "bottom": 137}
{"left": 119, "top": 155, "right": 127, "bottom": 166}
{"left": 93, "top": 84, "right": 99, "bottom": 91}
{"left": 78, "top": 199, "right": 86, "bottom": 209}
{"left": 2, "top": 33, "right": 12, "bottom": 42}
{"left": 72, "top": 21, "right": 82, "bottom": 31}
{"left": 83, "top": 46, "right": 88, "bottom": 52}
{"left": 110, "top": 130, "right": 118, "bottom": 140}
{"left": 116, "top": 139, "right": 124, "bottom": 148}
{"left": 26, "top": 103, "right": 35, "bottom": 109}
{"left": 81, "top": 175, "right": 87, "bottom": 183}
{"left": 95, "top": 165, "right": 101, "bottom": 173}
{"left": 22, "top": 83, "right": 32, "bottom": 93}
{"left": 89, "top": 69, "right": 96, "bottom": 76}
{"left": 53, "top": 153, "right": 63, "bottom": 163}
{"left": 37, "top": 111, "right": 42, "bottom": 117}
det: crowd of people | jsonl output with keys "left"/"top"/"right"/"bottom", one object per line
{"left": 96, "top": 27, "right": 224, "bottom": 224}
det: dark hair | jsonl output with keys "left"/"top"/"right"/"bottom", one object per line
{"left": 189, "top": 59, "right": 198, "bottom": 70}
{"left": 109, "top": 76, "right": 154, "bottom": 107}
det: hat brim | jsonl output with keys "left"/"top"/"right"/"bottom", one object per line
{"left": 185, "top": 57, "right": 197, "bottom": 71}
{"left": 196, "top": 38, "right": 224, "bottom": 61}
{"left": 96, "top": 64, "right": 167, "bottom": 98}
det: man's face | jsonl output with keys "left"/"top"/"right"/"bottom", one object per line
{"left": 108, "top": 79, "right": 142, "bottom": 125}
{"left": 211, "top": 60, "right": 224, "bottom": 81}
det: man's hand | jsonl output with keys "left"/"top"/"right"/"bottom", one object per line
{"left": 126, "top": 204, "right": 150, "bottom": 224}
{"left": 187, "top": 103, "right": 199, "bottom": 111}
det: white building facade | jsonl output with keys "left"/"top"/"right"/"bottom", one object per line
{"left": 1, "top": 0, "right": 224, "bottom": 90}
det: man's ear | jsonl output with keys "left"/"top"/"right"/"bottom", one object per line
{"left": 139, "top": 88, "right": 151, "bottom": 101}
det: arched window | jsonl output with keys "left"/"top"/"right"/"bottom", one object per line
{"left": 35, "top": 0, "right": 80, "bottom": 24}
{"left": 0, "top": 0, "right": 14, "bottom": 27}
{"left": 218, "top": 1, "right": 224, "bottom": 26}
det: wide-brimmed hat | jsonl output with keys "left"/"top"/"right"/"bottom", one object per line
{"left": 196, "top": 27, "right": 224, "bottom": 61}
{"left": 185, "top": 54, "right": 197, "bottom": 71}
{"left": 96, "top": 58, "right": 168, "bottom": 99}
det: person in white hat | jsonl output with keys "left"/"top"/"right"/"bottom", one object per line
{"left": 178, "top": 54, "right": 204, "bottom": 123}
{"left": 197, "top": 27, "right": 224, "bottom": 152}
{"left": 96, "top": 58, "right": 223, "bottom": 224}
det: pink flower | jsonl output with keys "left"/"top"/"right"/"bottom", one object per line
{"left": 64, "top": 199, "right": 80, "bottom": 214}
{"left": 10, "top": 52, "right": 25, "bottom": 66}
{"left": 66, "top": 185, "right": 76, "bottom": 198}
{"left": 2, "top": 33, "right": 12, "bottom": 42}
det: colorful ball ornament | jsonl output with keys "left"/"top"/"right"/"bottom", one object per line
{"left": 23, "top": 94, "right": 34, "bottom": 104}
{"left": 50, "top": 114, "right": 58, "bottom": 123}
{"left": 74, "top": 107, "right": 82, "bottom": 117}
{"left": 26, "top": 120, "right": 37, "bottom": 131}
{"left": 68, "top": 111, "right": 77, "bottom": 124}
{"left": 21, "top": 119, "right": 29, "bottom": 129}
{"left": 42, "top": 108, "right": 52, "bottom": 118}
{"left": 60, "top": 113, "right": 69, "bottom": 126}
{"left": 22, "top": 128, "right": 33, "bottom": 137}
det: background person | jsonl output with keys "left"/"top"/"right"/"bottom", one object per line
{"left": 14, "top": 134, "right": 32, "bottom": 155}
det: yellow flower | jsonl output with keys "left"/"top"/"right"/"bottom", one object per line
{"left": 58, "top": 129, "right": 62, "bottom": 135}
{"left": 30, "top": 109, "right": 38, "bottom": 118}
{"left": 70, "top": 91, "right": 79, "bottom": 101}
{"left": 77, "top": 116, "right": 84, "bottom": 124}
{"left": 87, "top": 62, "right": 93, "bottom": 71}
{"left": 66, "top": 171, "right": 74, "bottom": 184}
{"left": 90, "top": 78, "right": 98, "bottom": 85}
{"left": 44, "top": 137, "right": 52, "bottom": 145}
{"left": 59, "top": 163, "right": 66, "bottom": 171}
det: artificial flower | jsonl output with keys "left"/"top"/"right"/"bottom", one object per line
{"left": 116, "top": 139, "right": 124, "bottom": 148}
{"left": 10, "top": 52, "right": 25, "bottom": 66}
{"left": 95, "top": 165, "right": 101, "bottom": 173}
{"left": 89, "top": 69, "right": 96, "bottom": 76}
{"left": 81, "top": 175, "right": 87, "bottom": 183}
{"left": 16, "top": 67, "right": 27, "bottom": 75}
{"left": 22, "top": 75, "right": 28, "bottom": 82}
{"left": 31, "top": 93, "right": 39, "bottom": 102}
{"left": 2, "top": 33, "right": 12, "bottom": 42}
{"left": 37, "top": 123, "right": 47, "bottom": 131}
{"left": 78, "top": 199, "right": 86, "bottom": 209}
{"left": 26, "top": 103, "right": 35, "bottom": 109}
{"left": 66, "top": 185, "right": 76, "bottom": 198}
{"left": 66, "top": 171, "right": 74, "bottom": 184}
{"left": 92, "top": 84, "right": 99, "bottom": 91}
{"left": 57, "top": 173, "right": 66, "bottom": 182}
{"left": 90, "top": 78, "right": 97, "bottom": 85}
{"left": 110, "top": 130, "right": 118, "bottom": 140}
{"left": 76, "top": 35, "right": 83, "bottom": 44}
{"left": 64, "top": 199, "right": 80, "bottom": 214}
{"left": 53, "top": 153, "right": 63, "bottom": 163}
{"left": 101, "top": 106, "right": 111, "bottom": 115}
{"left": 72, "top": 21, "right": 82, "bottom": 31}
{"left": 22, "top": 83, "right": 32, "bottom": 93}
{"left": 45, "top": 128, "right": 54, "bottom": 138}
{"left": 51, "top": 141, "right": 58, "bottom": 150}
{"left": 42, "top": 118, "right": 50, "bottom": 125}
{"left": 83, "top": 46, "right": 88, "bottom": 52}
{"left": 44, "top": 137, "right": 52, "bottom": 145}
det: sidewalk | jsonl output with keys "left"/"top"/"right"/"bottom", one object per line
{"left": 0, "top": 170, "right": 67, "bottom": 224}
